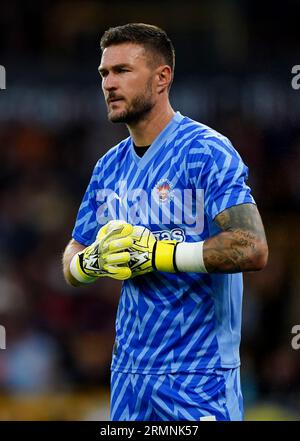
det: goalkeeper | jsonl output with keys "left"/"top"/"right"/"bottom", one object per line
{"left": 63, "top": 23, "right": 268, "bottom": 421}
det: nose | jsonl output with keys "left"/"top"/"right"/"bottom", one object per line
{"left": 102, "top": 73, "right": 118, "bottom": 92}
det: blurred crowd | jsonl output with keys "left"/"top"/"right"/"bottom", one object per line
{"left": 0, "top": 0, "right": 299, "bottom": 420}
{"left": 0, "top": 120, "right": 120, "bottom": 392}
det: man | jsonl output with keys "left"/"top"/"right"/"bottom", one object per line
{"left": 63, "top": 23, "right": 268, "bottom": 421}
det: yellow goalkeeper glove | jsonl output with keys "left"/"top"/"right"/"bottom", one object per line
{"left": 128, "top": 226, "right": 178, "bottom": 277}
{"left": 70, "top": 220, "right": 133, "bottom": 282}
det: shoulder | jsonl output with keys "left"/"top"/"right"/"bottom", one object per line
{"left": 181, "top": 116, "right": 241, "bottom": 162}
{"left": 87, "top": 137, "right": 131, "bottom": 186}
{"left": 93, "top": 136, "right": 131, "bottom": 171}
{"left": 97, "top": 136, "right": 131, "bottom": 165}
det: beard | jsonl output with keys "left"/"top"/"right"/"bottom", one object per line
{"left": 107, "top": 80, "right": 155, "bottom": 124}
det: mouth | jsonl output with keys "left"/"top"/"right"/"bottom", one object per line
{"left": 107, "top": 98, "right": 123, "bottom": 104}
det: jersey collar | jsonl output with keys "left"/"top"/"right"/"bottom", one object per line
{"left": 130, "top": 111, "right": 185, "bottom": 168}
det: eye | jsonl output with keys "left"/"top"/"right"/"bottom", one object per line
{"left": 116, "top": 67, "right": 130, "bottom": 74}
{"left": 99, "top": 69, "right": 108, "bottom": 78}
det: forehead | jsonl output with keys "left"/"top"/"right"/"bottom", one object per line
{"left": 100, "top": 43, "right": 148, "bottom": 68}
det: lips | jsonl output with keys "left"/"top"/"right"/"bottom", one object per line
{"left": 108, "top": 97, "right": 123, "bottom": 104}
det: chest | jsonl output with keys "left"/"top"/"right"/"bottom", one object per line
{"left": 97, "top": 149, "right": 205, "bottom": 239}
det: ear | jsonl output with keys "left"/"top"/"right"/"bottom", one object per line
{"left": 156, "top": 65, "right": 172, "bottom": 94}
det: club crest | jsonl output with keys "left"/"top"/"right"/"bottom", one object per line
{"left": 153, "top": 178, "right": 174, "bottom": 203}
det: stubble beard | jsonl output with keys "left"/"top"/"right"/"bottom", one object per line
{"left": 107, "top": 81, "right": 155, "bottom": 124}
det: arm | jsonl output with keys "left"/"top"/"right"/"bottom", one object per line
{"left": 203, "top": 203, "right": 268, "bottom": 273}
{"left": 62, "top": 239, "right": 86, "bottom": 287}
{"left": 125, "top": 204, "right": 268, "bottom": 277}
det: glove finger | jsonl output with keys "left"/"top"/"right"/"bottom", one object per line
{"left": 106, "top": 223, "right": 133, "bottom": 242}
{"left": 96, "top": 220, "right": 120, "bottom": 239}
{"left": 103, "top": 264, "right": 132, "bottom": 280}
{"left": 98, "top": 221, "right": 133, "bottom": 242}
{"left": 105, "top": 251, "right": 130, "bottom": 265}
{"left": 106, "top": 236, "right": 133, "bottom": 253}
{"left": 101, "top": 225, "right": 133, "bottom": 253}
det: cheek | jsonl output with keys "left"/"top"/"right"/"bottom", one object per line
{"left": 129, "top": 73, "right": 152, "bottom": 90}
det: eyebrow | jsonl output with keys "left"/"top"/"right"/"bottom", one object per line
{"left": 98, "top": 63, "right": 132, "bottom": 75}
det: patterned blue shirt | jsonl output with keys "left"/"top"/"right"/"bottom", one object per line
{"left": 72, "top": 112, "right": 255, "bottom": 374}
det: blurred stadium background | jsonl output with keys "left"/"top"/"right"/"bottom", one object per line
{"left": 0, "top": 0, "right": 299, "bottom": 420}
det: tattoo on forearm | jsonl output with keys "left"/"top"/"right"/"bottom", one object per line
{"left": 204, "top": 204, "right": 267, "bottom": 273}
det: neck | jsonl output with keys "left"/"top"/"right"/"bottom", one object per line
{"left": 127, "top": 101, "right": 175, "bottom": 146}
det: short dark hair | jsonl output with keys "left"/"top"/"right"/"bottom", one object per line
{"left": 100, "top": 23, "right": 175, "bottom": 73}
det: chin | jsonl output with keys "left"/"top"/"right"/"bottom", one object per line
{"left": 108, "top": 114, "right": 124, "bottom": 123}
{"left": 108, "top": 110, "right": 129, "bottom": 123}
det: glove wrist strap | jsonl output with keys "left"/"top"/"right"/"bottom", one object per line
{"left": 154, "top": 241, "right": 178, "bottom": 273}
{"left": 70, "top": 252, "right": 98, "bottom": 284}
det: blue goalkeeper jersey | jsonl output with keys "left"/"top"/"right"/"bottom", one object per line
{"left": 72, "top": 111, "right": 255, "bottom": 374}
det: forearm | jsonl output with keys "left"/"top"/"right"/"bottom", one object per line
{"left": 203, "top": 229, "right": 268, "bottom": 273}
{"left": 62, "top": 240, "right": 86, "bottom": 287}
{"left": 174, "top": 204, "right": 268, "bottom": 274}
